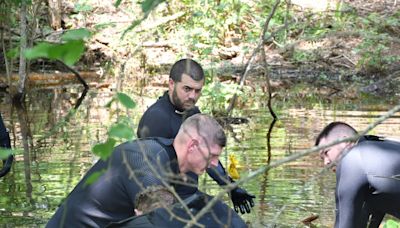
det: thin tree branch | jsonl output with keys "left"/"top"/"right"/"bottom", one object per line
{"left": 55, "top": 60, "right": 89, "bottom": 109}
{"left": 226, "top": 0, "right": 281, "bottom": 115}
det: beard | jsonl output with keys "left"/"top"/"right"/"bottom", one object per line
{"left": 172, "top": 88, "right": 195, "bottom": 112}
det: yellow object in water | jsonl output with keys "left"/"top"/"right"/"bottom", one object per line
{"left": 228, "top": 154, "right": 240, "bottom": 180}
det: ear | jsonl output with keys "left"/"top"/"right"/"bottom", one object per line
{"left": 187, "top": 138, "right": 199, "bottom": 155}
{"left": 168, "top": 78, "right": 175, "bottom": 90}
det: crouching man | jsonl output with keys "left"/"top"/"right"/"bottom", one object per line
{"left": 315, "top": 121, "right": 400, "bottom": 228}
{"left": 47, "top": 114, "right": 230, "bottom": 227}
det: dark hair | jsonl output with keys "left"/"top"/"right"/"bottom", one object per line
{"left": 315, "top": 121, "right": 357, "bottom": 146}
{"left": 135, "top": 186, "right": 175, "bottom": 214}
{"left": 169, "top": 59, "right": 205, "bottom": 82}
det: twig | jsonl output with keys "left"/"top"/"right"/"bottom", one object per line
{"left": 136, "top": 12, "right": 185, "bottom": 33}
{"left": 226, "top": 0, "right": 282, "bottom": 115}
{"left": 56, "top": 60, "right": 89, "bottom": 90}
{"left": 342, "top": 54, "right": 356, "bottom": 66}
{"left": 55, "top": 60, "right": 89, "bottom": 109}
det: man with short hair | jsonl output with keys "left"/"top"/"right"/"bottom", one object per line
{"left": 316, "top": 121, "right": 400, "bottom": 228}
{"left": 137, "top": 58, "right": 255, "bottom": 214}
{"left": 47, "top": 114, "right": 227, "bottom": 228}
{"left": 107, "top": 188, "right": 247, "bottom": 228}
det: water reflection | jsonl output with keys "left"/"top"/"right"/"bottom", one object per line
{"left": 1, "top": 87, "right": 400, "bottom": 227}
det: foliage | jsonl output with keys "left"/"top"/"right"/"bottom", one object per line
{"left": 292, "top": 50, "right": 316, "bottom": 64}
{"left": 354, "top": 12, "right": 400, "bottom": 72}
{"left": 24, "top": 28, "right": 91, "bottom": 66}
{"left": 383, "top": 219, "right": 400, "bottom": 228}
{"left": 0, "top": 148, "right": 13, "bottom": 160}
{"left": 87, "top": 92, "right": 137, "bottom": 185}
{"left": 92, "top": 92, "right": 137, "bottom": 161}
{"left": 115, "top": 0, "right": 166, "bottom": 38}
{"left": 200, "top": 80, "right": 243, "bottom": 115}
{"left": 74, "top": 0, "right": 93, "bottom": 12}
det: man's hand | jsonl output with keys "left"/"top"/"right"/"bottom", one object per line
{"left": 230, "top": 187, "right": 255, "bottom": 214}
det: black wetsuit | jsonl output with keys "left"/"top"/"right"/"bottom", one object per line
{"left": 335, "top": 136, "right": 400, "bottom": 228}
{"left": 0, "top": 114, "right": 10, "bottom": 148}
{"left": 46, "top": 138, "right": 180, "bottom": 228}
{"left": 137, "top": 92, "right": 229, "bottom": 198}
{"left": 0, "top": 113, "right": 12, "bottom": 177}
{"left": 106, "top": 192, "right": 247, "bottom": 228}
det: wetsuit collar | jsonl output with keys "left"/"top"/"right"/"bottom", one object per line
{"left": 162, "top": 91, "right": 185, "bottom": 114}
{"left": 357, "top": 135, "right": 385, "bottom": 144}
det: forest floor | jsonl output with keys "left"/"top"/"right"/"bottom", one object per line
{"left": 2, "top": 0, "right": 399, "bottom": 103}
{"left": 72, "top": 0, "right": 400, "bottom": 102}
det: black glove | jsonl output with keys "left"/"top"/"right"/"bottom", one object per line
{"left": 230, "top": 187, "right": 255, "bottom": 214}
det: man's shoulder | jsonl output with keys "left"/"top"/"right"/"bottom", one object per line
{"left": 336, "top": 146, "right": 362, "bottom": 172}
{"left": 142, "top": 96, "right": 173, "bottom": 116}
{"left": 113, "top": 139, "right": 173, "bottom": 163}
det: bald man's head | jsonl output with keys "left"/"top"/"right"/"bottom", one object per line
{"left": 316, "top": 122, "right": 358, "bottom": 168}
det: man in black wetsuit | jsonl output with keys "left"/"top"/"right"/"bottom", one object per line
{"left": 315, "top": 121, "right": 400, "bottom": 228}
{"left": 0, "top": 113, "right": 13, "bottom": 177}
{"left": 137, "top": 58, "right": 255, "bottom": 214}
{"left": 47, "top": 114, "right": 227, "bottom": 228}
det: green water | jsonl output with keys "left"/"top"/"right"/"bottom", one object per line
{"left": 1, "top": 86, "right": 400, "bottom": 227}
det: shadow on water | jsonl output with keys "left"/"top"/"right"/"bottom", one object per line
{"left": 0, "top": 83, "right": 89, "bottom": 226}
{"left": 1, "top": 83, "right": 400, "bottom": 227}
{"left": 258, "top": 118, "right": 275, "bottom": 226}
{"left": 12, "top": 95, "right": 34, "bottom": 208}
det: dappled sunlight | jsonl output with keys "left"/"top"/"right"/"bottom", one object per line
{"left": 291, "top": 0, "right": 340, "bottom": 11}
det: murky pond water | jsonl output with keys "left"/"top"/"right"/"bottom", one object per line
{"left": 1, "top": 85, "right": 400, "bottom": 227}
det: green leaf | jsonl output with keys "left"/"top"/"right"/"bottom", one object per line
{"left": 61, "top": 28, "right": 91, "bottom": 41}
{"left": 6, "top": 47, "right": 19, "bottom": 59}
{"left": 25, "top": 40, "right": 85, "bottom": 66}
{"left": 114, "top": 0, "right": 122, "bottom": 7}
{"left": 84, "top": 170, "right": 106, "bottom": 187}
{"left": 61, "top": 40, "right": 85, "bottom": 66}
{"left": 92, "top": 138, "right": 116, "bottom": 160}
{"left": 109, "top": 123, "right": 134, "bottom": 140}
{"left": 121, "top": 0, "right": 164, "bottom": 39}
{"left": 117, "top": 92, "right": 136, "bottom": 109}
{"left": 24, "top": 42, "right": 53, "bottom": 59}
{"left": 0, "top": 148, "right": 13, "bottom": 160}
{"left": 141, "top": 0, "right": 164, "bottom": 13}
{"left": 105, "top": 97, "right": 116, "bottom": 108}
{"left": 383, "top": 219, "right": 400, "bottom": 228}
{"left": 121, "top": 20, "right": 142, "bottom": 38}
{"left": 74, "top": 3, "right": 93, "bottom": 12}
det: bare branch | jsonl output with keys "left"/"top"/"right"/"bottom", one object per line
{"left": 226, "top": 0, "right": 282, "bottom": 115}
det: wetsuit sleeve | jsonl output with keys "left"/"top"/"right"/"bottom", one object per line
{"left": 206, "top": 161, "right": 230, "bottom": 185}
{"left": 335, "top": 149, "right": 370, "bottom": 228}
{"left": 137, "top": 108, "right": 172, "bottom": 138}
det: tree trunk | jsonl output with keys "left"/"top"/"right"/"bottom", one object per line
{"left": 18, "top": 0, "right": 28, "bottom": 95}
{"left": 48, "top": 0, "right": 62, "bottom": 30}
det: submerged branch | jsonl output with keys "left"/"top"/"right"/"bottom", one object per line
{"left": 56, "top": 60, "right": 89, "bottom": 109}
